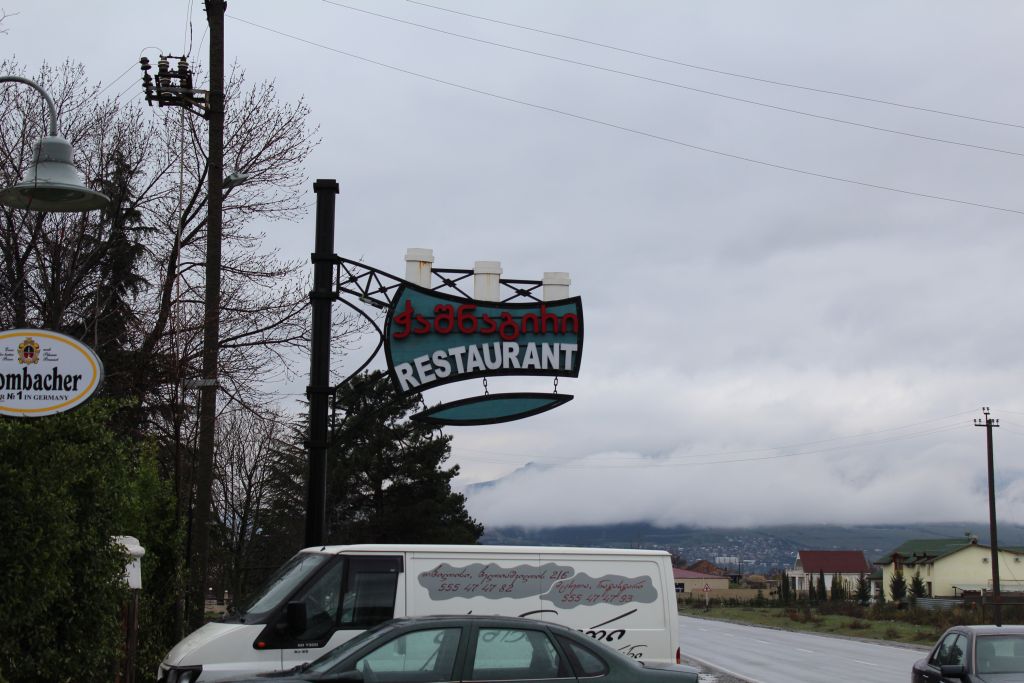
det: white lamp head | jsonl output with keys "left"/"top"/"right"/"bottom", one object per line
{"left": 0, "top": 135, "right": 109, "bottom": 212}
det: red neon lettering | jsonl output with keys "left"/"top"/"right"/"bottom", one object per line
{"left": 434, "top": 304, "right": 455, "bottom": 334}
{"left": 457, "top": 304, "right": 479, "bottom": 334}
{"left": 479, "top": 313, "right": 497, "bottom": 335}
{"left": 392, "top": 300, "right": 414, "bottom": 339}
{"left": 391, "top": 302, "right": 579, "bottom": 339}
{"left": 498, "top": 312, "right": 519, "bottom": 341}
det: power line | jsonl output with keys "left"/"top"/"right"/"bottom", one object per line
{"left": 406, "top": 0, "right": 1024, "bottom": 131}
{"left": 320, "top": 0, "right": 1024, "bottom": 159}
{"left": 227, "top": 14, "right": 1024, "bottom": 217}
{"left": 96, "top": 62, "right": 140, "bottom": 98}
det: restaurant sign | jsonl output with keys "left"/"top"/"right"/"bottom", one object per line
{"left": 0, "top": 328, "right": 103, "bottom": 418}
{"left": 384, "top": 284, "right": 583, "bottom": 425}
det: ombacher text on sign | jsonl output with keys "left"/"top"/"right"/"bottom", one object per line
{"left": 385, "top": 284, "right": 583, "bottom": 393}
{"left": 0, "top": 328, "right": 103, "bottom": 417}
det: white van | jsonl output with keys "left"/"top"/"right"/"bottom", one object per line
{"left": 159, "top": 544, "right": 681, "bottom": 682}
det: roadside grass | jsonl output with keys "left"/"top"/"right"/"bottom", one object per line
{"left": 678, "top": 602, "right": 940, "bottom": 645}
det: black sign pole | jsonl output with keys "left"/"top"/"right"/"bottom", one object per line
{"left": 305, "top": 179, "right": 339, "bottom": 548}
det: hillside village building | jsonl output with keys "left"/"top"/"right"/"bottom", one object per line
{"left": 672, "top": 567, "right": 730, "bottom": 593}
{"left": 786, "top": 550, "right": 872, "bottom": 595}
{"left": 875, "top": 537, "right": 1024, "bottom": 600}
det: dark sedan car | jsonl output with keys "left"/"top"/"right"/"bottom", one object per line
{"left": 227, "top": 614, "right": 698, "bottom": 683}
{"left": 913, "top": 625, "right": 1024, "bottom": 682}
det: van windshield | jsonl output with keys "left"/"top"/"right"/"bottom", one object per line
{"left": 235, "top": 552, "right": 332, "bottom": 621}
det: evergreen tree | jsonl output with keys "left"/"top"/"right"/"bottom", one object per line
{"left": 910, "top": 571, "right": 927, "bottom": 602}
{"left": 779, "top": 574, "right": 791, "bottom": 604}
{"left": 806, "top": 573, "right": 816, "bottom": 604}
{"left": 817, "top": 570, "right": 828, "bottom": 602}
{"left": 889, "top": 569, "right": 908, "bottom": 604}
{"left": 856, "top": 573, "right": 871, "bottom": 606}
{"left": 326, "top": 371, "right": 484, "bottom": 544}
{"left": 830, "top": 572, "right": 846, "bottom": 601}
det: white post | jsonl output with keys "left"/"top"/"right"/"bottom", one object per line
{"left": 542, "top": 272, "right": 571, "bottom": 301}
{"left": 474, "top": 261, "right": 502, "bottom": 302}
{"left": 404, "top": 248, "right": 434, "bottom": 287}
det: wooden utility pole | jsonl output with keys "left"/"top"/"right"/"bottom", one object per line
{"left": 975, "top": 406, "right": 1001, "bottom": 626}
{"left": 189, "top": 0, "right": 226, "bottom": 631}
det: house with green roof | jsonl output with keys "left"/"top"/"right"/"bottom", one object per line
{"left": 874, "top": 537, "right": 1024, "bottom": 601}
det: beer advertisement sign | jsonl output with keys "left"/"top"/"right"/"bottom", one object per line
{"left": 0, "top": 329, "right": 103, "bottom": 418}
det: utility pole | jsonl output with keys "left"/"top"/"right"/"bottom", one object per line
{"left": 975, "top": 406, "right": 1001, "bottom": 626}
{"left": 139, "top": 0, "right": 226, "bottom": 634}
{"left": 189, "top": 0, "right": 226, "bottom": 631}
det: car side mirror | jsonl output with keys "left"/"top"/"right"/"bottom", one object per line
{"left": 326, "top": 671, "right": 364, "bottom": 682}
{"left": 940, "top": 664, "right": 967, "bottom": 679}
{"left": 286, "top": 601, "right": 308, "bottom": 634}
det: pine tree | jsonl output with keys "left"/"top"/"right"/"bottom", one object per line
{"left": 326, "top": 371, "right": 484, "bottom": 544}
{"left": 830, "top": 572, "right": 845, "bottom": 601}
{"left": 856, "top": 573, "right": 871, "bottom": 606}
{"left": 910, "top": 571, "right": 927, "bottom": 602}
{"left": 889, "top": 569, "right": 908, "bottom": 604}
{"left": 817, "top": 570, "right": 828, "bottom": 602}
{"left": 806, "top": 573, "right": 816, "bottom": 604}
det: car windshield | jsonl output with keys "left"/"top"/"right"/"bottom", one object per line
{"left": 304, "top": 621, "right": 399, "bottom": 674}
{"left": 976, "top": 635, "right": 1024, "bottom": 674}
{"left": 235, "top": 552, "right": 333, "bottom": 621}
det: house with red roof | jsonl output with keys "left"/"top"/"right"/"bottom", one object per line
{"left": 786, "top": 550, "right": 872, "bottom": 595}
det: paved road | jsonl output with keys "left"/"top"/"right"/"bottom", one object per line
{"left": 679, "top": 615, "right": 928, "bottom": 683}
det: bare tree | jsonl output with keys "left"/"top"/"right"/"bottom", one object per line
{"left": 211, "top": 405, "right": 294, "bottom": 604}
{"left": 0, "top": 60, "right": 364, "bottom": 631}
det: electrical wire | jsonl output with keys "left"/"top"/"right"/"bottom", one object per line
{"left": 320, "top": 0, "right": 1024, "bottom": 159}
{"left": 184, "top": 0, "right": 195, "bottom": 56}
{"left": 114, "top": 76, "right": 143, "bottom": 101}
{"left": 96, "top": 62, "right": 140, "bottom": 99}
{"left": 226, "top": 14, "right": 1024, "bottom": 217}
{"left": 405, "top": 0, "right": 1024, "bottom": 131}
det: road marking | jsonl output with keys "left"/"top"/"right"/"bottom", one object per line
{"left": 796, "top": 648, "right": 815, "bottom": 654}
{"left": 853, "top": 659, "right": 878, "bottom": 667}
{"left": 755, "top": 639, "right": 771, "bottom": 644}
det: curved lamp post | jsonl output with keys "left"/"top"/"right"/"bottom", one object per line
{"left": 0, "top": 76, "right": 109, "bottom": 212}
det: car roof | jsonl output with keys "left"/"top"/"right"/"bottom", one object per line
{"left": 387, "top": 614, "right": 568, "bottom": 629}
{"left": 955, "top": 625, "right": 1024, "bottom": 636}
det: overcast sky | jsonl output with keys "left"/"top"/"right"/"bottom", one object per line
{"left": 6, "top": 1, "right": 1024, "bottom": 531}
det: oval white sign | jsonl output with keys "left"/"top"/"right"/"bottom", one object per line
{"left": 0, "top": 328, "right": 103, "bottom": 418}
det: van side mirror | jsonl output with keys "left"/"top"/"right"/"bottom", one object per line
{"left": 285, "top": 601, "right": 308, "bottom": 634}
{"left": 940, "top": 664, "right": 966, "bottom": 679}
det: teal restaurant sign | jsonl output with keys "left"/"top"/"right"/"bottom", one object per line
{"left": 384, "top": 283, "right": 583, "bottom": 425}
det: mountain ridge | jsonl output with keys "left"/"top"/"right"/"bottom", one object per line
{"left": 481, "top": 521, "right": 1024, "bottom": 572}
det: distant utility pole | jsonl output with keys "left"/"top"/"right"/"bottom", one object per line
{"left": 975, "top": 406, "right": 1001, "bottom": 626}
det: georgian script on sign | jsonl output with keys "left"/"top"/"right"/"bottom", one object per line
{"left": 542, "top": 573, "right": 658, "bottom": 609}
{"left": 418, "top": 562, "right": 574, "bottom": 600}
{"left": 417, "top": 563, "right": 658, "bottom": 608}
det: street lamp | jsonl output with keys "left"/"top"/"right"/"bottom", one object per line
{"left": 0, "top": 76, "right": 109, "bottom": 212}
